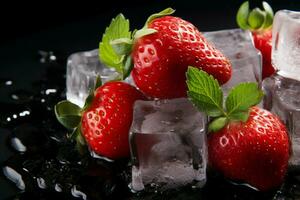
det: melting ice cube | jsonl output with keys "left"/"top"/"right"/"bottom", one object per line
{"left": 263, "top": 76, "right": 300, "bottom": 166}
{"left": 129, "top": 98, "right": 207, "bottom": 191}
{"left": 272, "top": 10, "right": 300, "bottom": 81}
{"left": 66, "top": 49, "right": 120, "bottom": 107}
{"left": 262, "top": 10, "right": 300, "bottom": 167}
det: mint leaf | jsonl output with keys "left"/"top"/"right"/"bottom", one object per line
{"left": 186, "top": 67, "right": 224, "bottom": 117}
{"left": 261, "top": 1, "right": 274, "bottom": 29}
{"left": 208, "top": 117, "right": 228, "bottom": 132}
{"left": 110, "top": 38, "right": 133, "bottom": 56}
{"left": 55, "top": 100, "right": 82, "bottom": 129}
{"left": 229, "top": 111, "right": 250, "bottom": 122}
{"left": 83, "top": 90, "right": 95, "bottom": 111}
{"left": 134, "top": 28, "right": 157, "bottom": 40}
{"left": 225, "top": 82, "right": 263, "bottom": 120}
{"left": 248, "top": 8, "right": 265, "bottom": 29}
{"left": 145, "top": 8, "right": 175, "bottom": 26}
{"left": 236, "top": 1, "right": 274, "bottom": 31}
{"left": 123, "top": 56, "right": 133, "bottom": 79}
{"left": 236, "top": 1, "right": 250, "bottom": 30}
{"left": 99, "top": 14, "right": 131, "bottom": 73}
{"left": 70, "top": 124, "right": 87, "bottom": 155}
{"left": 94, "top": 75, "right": 102, "bottom": 90}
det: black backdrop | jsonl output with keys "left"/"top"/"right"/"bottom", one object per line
{"left": 0, "top": 0, "right": 299, "bottom": 44}
{"left": 0, "top": 0, "right": 299, "bottom": 94}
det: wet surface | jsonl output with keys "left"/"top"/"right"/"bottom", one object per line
{"left": 1, "top": 51, "right": 300, "bottom": 200}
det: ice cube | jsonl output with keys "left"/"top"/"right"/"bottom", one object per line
{"left": 66, "top": 49, "right": 119, "bottom": 107}
{"left": 66, "top": 49, "right": 135, "bottom": 107}
{"left": 129, "top": 98, "right": 207, "bottom": 191}
{"left": 203, "top": 29, "right": 262, "bottom": 94}
{"left": 262, "top": 10, "right": 300, "bottom": 166}
{"left": 272, "top": 10, "right": 300, "bottom": 81}
{"left": 263, "top": 75, "right": 300, "bottom": 166}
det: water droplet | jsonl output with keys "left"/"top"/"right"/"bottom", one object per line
{"left": 5, "top": 80, "right": 13, "bottom": 86}
{"left": 37, "top": 177, "right": 47, "bottom": 189}
{"left": 90, "top": 150, "right": 114, "bottom": 162}
{"left": 71, "top": 185, "right": 87, "bottom": 200}
{"left": 11, "top": 137, "right": 27, "bottom": 153}
{"left": 2, "top": 166, "right": 26, "bottom": 190}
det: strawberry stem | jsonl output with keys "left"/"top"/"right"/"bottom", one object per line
{"left": 144, "top": 7, "right": 175, "bottom": 27}
{"left": 236, "top": 1, "right": 274, "bottom": 31}
{"left": 99, "top": 8, "right": 175, "bottom": 81}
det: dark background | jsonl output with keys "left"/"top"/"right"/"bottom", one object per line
{"left": 0, "top": 0, "right": 299, "bottom": 80}
{"left": 1, "top": 0, "right": 300, "bottom": 44}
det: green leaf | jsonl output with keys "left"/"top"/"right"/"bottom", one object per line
{"left": 236, "top": 1, "right": 274, "bottom": 31}
{"left": 69, "top": 125, "right": 87, "bottom": 155}
{"left": 134, "top": 28, "right": 157, "bottom": 40}
{"left": 55, "top": 100, "right": 82, "bottom": 129}
{"left": 110, "top": 38, "right": 133, "bottom": 56}
{"left": 94, "top": 75, "right": 102, "bottom": 90}
{"left": 99, "top": 13, "right": 131, "bottom": 73}
{"left": 236, "top": 1, "right": 250, "bottom": 30}
{"left": 186, "top": 67, "right": 224, "bottom": 117}
{"left": 208, "top": 117, "right": 228, "bottom": 132}
{"left": 229, "top": 111, "right": 250, "bottom": 122}
{"left": 83, "top": 90, "right": 94, "bottom": 111}
{"left": 225, "top": 82, "right": 263, "bottom": 120}
{"left": 123, "top": 55, "right": 133, "bottom": 79}
{"left": 71, "top": 126, "right": 85, "bottom": 145}
{"left": 248, "top": 8, "right": 265, "bottom": 29}
{"left": 261, "top": 1, "right": 274, "bottom": 29}
{"left": 145, "top": 8, "right": 175, "bottom": 26}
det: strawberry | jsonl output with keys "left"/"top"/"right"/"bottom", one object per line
{"left": 55, "top": 79, "right": 145, "bottom": 159}
{"left": 186, "top": 67, "right": 290, "bottom": 191}
{"left": 252, "top": 29, "right": 274, "bottom": 79}
{"left": 99, "top": 8, "right": 232, "bottom": 99}
{"left": 237, "top": 1, "right": 275, "bottom": 79}
{"left": 208, "top": 106, "right": 289, "bottom": 191}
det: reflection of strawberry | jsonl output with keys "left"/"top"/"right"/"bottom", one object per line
{"left": 99, "top": 8, "right": 232, "bottom": 99}
{"left": 237, "top": 1, "right": 275, "bottom": 79}
{"left": 55, "top": 80, "right": 145, "bottom": 159}
{"left": 186, "top": 67, "right": 289, "bottom": 191}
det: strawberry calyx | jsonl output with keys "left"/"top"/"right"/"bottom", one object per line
{"left": 186, "top": 66, "right": 263, "bottom": 132}
{"left": 236, "top": 1, "right": 274, "bottom": 31}
{"left": 99, "top": 8, "right": 175, "bottom": 80}
{"left": 54, "top": 76, "right": 102, "bottom": 152}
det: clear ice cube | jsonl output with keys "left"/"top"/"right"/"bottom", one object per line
{"left": 66, "top": 49, "right": 120, "bottom": 107}
{"left": 263, "top": 75, "right": 300, "bottom": 166}
{"left": 203, "top": 29, "right": 262, "bottom": 94}
{"left": 272, "top": 10, "right": 300, "bottom": 81}
{"left": 129, "top": 98, "right": 207, "bottom": 191}
{"left": 262, "top": 10, "right": 300, "bottom": 166}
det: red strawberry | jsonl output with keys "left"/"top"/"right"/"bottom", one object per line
{"left": 252, "top": 29, "right": 275, "bottom": 79}
{"left": 186, "top": 67, "right": 290, "bottom": 191}
{"left": 55, "top": 81, "right": 146, "bottom": 159}
{"left": 99, "top": 8, "right": 232, "bottom": 99}
{"left": 131, "top": 16, "right": 232, "bottom": 98}
{"left": 236, "top": 1, "right": 275, "bottom": 79}
{"left": 208, "top": 106, "right": 289, "bottom": 191}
